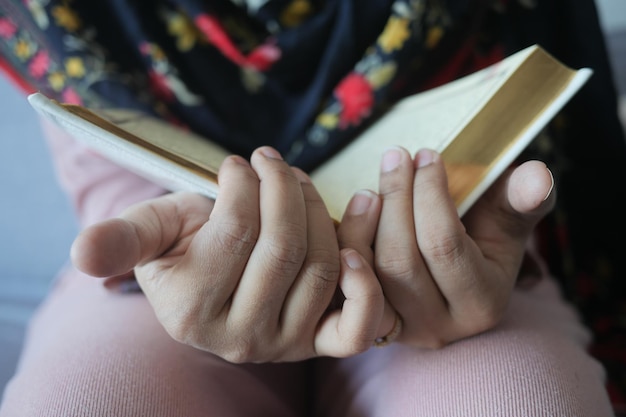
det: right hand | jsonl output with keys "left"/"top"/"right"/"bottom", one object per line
{"left": 71, "top": 147, "right": 392, "bottom": 363}
{"left": 338, "top": 147, "right": 555, "bottom": 349}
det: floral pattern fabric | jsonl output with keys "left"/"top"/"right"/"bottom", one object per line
{"left": 0, "top": 0, "right": 479, "bottom": 170}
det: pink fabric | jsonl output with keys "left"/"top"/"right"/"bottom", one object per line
{"left": 316, "top": 278, "right": 612, "bottom": 416}
{"left": 0, "top": 121, "right": 615, "bottom": 416}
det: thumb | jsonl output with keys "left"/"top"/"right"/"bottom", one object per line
{"left": 71, "top": 217, "right": 142, "bottom": 277}
{"left": 506, "top": 160, "right": 555, "bottom": 217}
{"left": 462, "top": 160, "right": 555, "bottom": 274}
{"left": 70, "top": 192, "right": 212, "bottom": 277}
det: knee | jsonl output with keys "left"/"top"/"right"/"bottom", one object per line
{"left": 0, "top": 341, "right": 201, "bottom": 417}
{"left": 379, "top": 323, "right": 613, "bottom": 416}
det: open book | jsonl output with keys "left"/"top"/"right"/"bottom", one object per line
{"left": 28, "top": 44, "right": 591, "bottom": 220}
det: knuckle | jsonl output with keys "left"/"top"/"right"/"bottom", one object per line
{"left": 407, "top": 323, "right": 452, "bottom": 350}
{"left": 302, "top": 192, "right": 329, "bottom": 215}
{"left": 221, "top": 338, "right": 258, "bottom": 364}
{"left": 375, "top": 250, "right": 418, "bottom": 281}
{"left": 301, "top": 248, "right": 341, "bottom": 291}
{"left": 500, "top": 210, "right": 535, "bottom": 237}
{"left": 474, "top": 314, "right": 500, "bottom": 334}
{"left": 411, "top": 328, "right": 450, "bottom": 350}
{"left": 413, "top": 171, "right": 445, "bottom": 198}
{"left": 463, "top": 305, "right": 504, "bottom": 335}
{"left": 262, "top": 232, "right": 308, "bottom": 271}
{"left": 220, "top": 325, "right": 283, "bottom": 363}
{"left": 341, "top": 332, "right": 373, "bottom": 356}
{"left": 161, "top": 309, "right": 199, "bottom": 347}
{"left": 380, "top": 179, "right": 411, "bottom": 202}
{"left": 267, "top": 163, "right": 300, "bottom": 185}
{"left": 216, "top": 220, "right": 260, "bottom": 256}
{"left": 420, "top": 231, "right": 465, "bottom": 264}
{"left": 421, "top": 336, "right": 449, "bottom": 350}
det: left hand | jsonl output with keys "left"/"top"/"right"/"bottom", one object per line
{"left": 72, "top": 147, "right": 393, "bottom": 362}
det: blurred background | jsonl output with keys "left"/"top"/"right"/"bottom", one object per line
{"left": 0, "top": 41, "right": 78, "bottom": 391}
{"left": 0, "top": 0, "right": 625, "bottom": 396}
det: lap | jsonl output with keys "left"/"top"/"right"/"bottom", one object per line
{"left": 1, "top": 266, "right": 613, "bottom": 417}
{"left": 315, "top": 277, "right": 613, "bottom": 417}
{"left": 0, "top": 267, "right": 310, "bottom": 417}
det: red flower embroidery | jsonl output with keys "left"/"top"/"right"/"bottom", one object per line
{"left": 28, "top": 50, "right": 49, "bottom": 79}
{"left": 148, "top": 69, "right": 175, "bottom": 102}
{"left": 139, "top": 42, "right": 152, "bottom": 56}
{"left": 195, "top": 14, "right": 245, "bottom": 66}
{"left": 246, "top": 43, "right": 281, "bottom": 71}
{"left": 334, "top": 72, "right": 374, "bottom": 128}
{"left": 61, "top": 87, "right": 82, "bottom": 105}
{"left": 195, "top": 13, "right": 280, "bottom": 71}
{"left": 0, "top": 17, "right": 16, "bottom": 39}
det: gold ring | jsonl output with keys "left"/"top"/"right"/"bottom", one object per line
{"left": 373, "top": 312, "right": 403, "bottom": 347}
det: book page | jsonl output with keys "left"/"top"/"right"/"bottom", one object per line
{"left": 310, "top": 46, "right": 537, "bottom": 220}
{"left": 29, "top": 45, "right": 588, "bottom": 223}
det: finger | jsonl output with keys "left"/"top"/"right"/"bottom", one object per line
{"left": 464, "top": 160, "right": 555, "bottom": 278}
{"left": 411, "top": 149, "right": 483, "bottom": 314}
{"left": 280, "top": 168, "right": 341, "bottom": 349}
{"left": 174, "top": 155, "right": 261, "bottom": 310}
{"left": 137, "top": 156, "right": 264, "bottom": 352}
{"left": 315, "top": 249, "right": 387, "bottom": 358}
{"left": 230, "top": 147, "right": 308, "bottom": 324}
{"left": 70, "top": 192, "right": 213, "bottom": 278}
{"left": 507, "top": 160, "right": 555, "bottom": 216}
{"left": 375, "top": 147, "right": 443, "bottom": 319}
{"left": 337, "top": 189, "right": 381, "bottom": 266}
{"left": 418, "top": 156, "right": 554, "bottom": 334}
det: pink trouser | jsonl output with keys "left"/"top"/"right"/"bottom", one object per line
{"left": 0, "top": 121, "right": 615, "bottom": 416}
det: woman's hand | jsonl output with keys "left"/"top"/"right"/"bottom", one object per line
{"left": 340, "top": 147, "right": 555, "bottom": 349}
{"left": 71, "top": 147, "right": 391, "bottom": 363}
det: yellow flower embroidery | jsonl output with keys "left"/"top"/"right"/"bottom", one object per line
{"left": 65, "top": 57, "right": 85, "bottom": 78}
{"left": 378, "top": 16, "right": 411, "bottom": 54}
{"left": 141, "top": 42, "right": 169, "bottom": 67}
{"left": 14, "top": 39, "right": 34, "bottom": 60}
{"left": 166, "top": 11, "right": 199, "bottom": 52}
{"left": 241, "top": 67, "right": 265, "bottom": 93}
{"left": 48, "top": 72, "right": 66, "bottom": 91}
{"left": 280, "top": 0, "right": 312, "bottom": 28}
{"left": 425, "top": 26, "right": 444, "bottom": 49}
{"left": 316, "top": 112, "right": 339, "bottom": 129}
{"left": 366, "top": 62, "right": 397, "bottom": 89}
{"left": 52, "top": 5, "right": 81, "bottom": 32}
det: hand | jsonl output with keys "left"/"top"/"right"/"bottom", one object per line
{"left": 71, "top": 147, "right": 391, "bottom": 363}
{"left": 340, "top": 147, "right": 555, "bottom": 348}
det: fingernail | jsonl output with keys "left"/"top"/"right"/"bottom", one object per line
{"left": 347, "top": 190, "right": 375, "bottom": 215}
{"left": 229, "top": 155, "right": 249, "bottom": 166}
{"left": 543, "top": 168, "right": 554, "bottom": 201}
{"left": 344, "top": 250, "right": 363, "bottom": 270}
{"left": 381, "top": 147, "right": 403, "bottom": 173}
{"left": 415, "top": 148, "right": 437, "bottom": 168}
{"left": 259, "top": 146, "right": 283, "bottom": 160}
